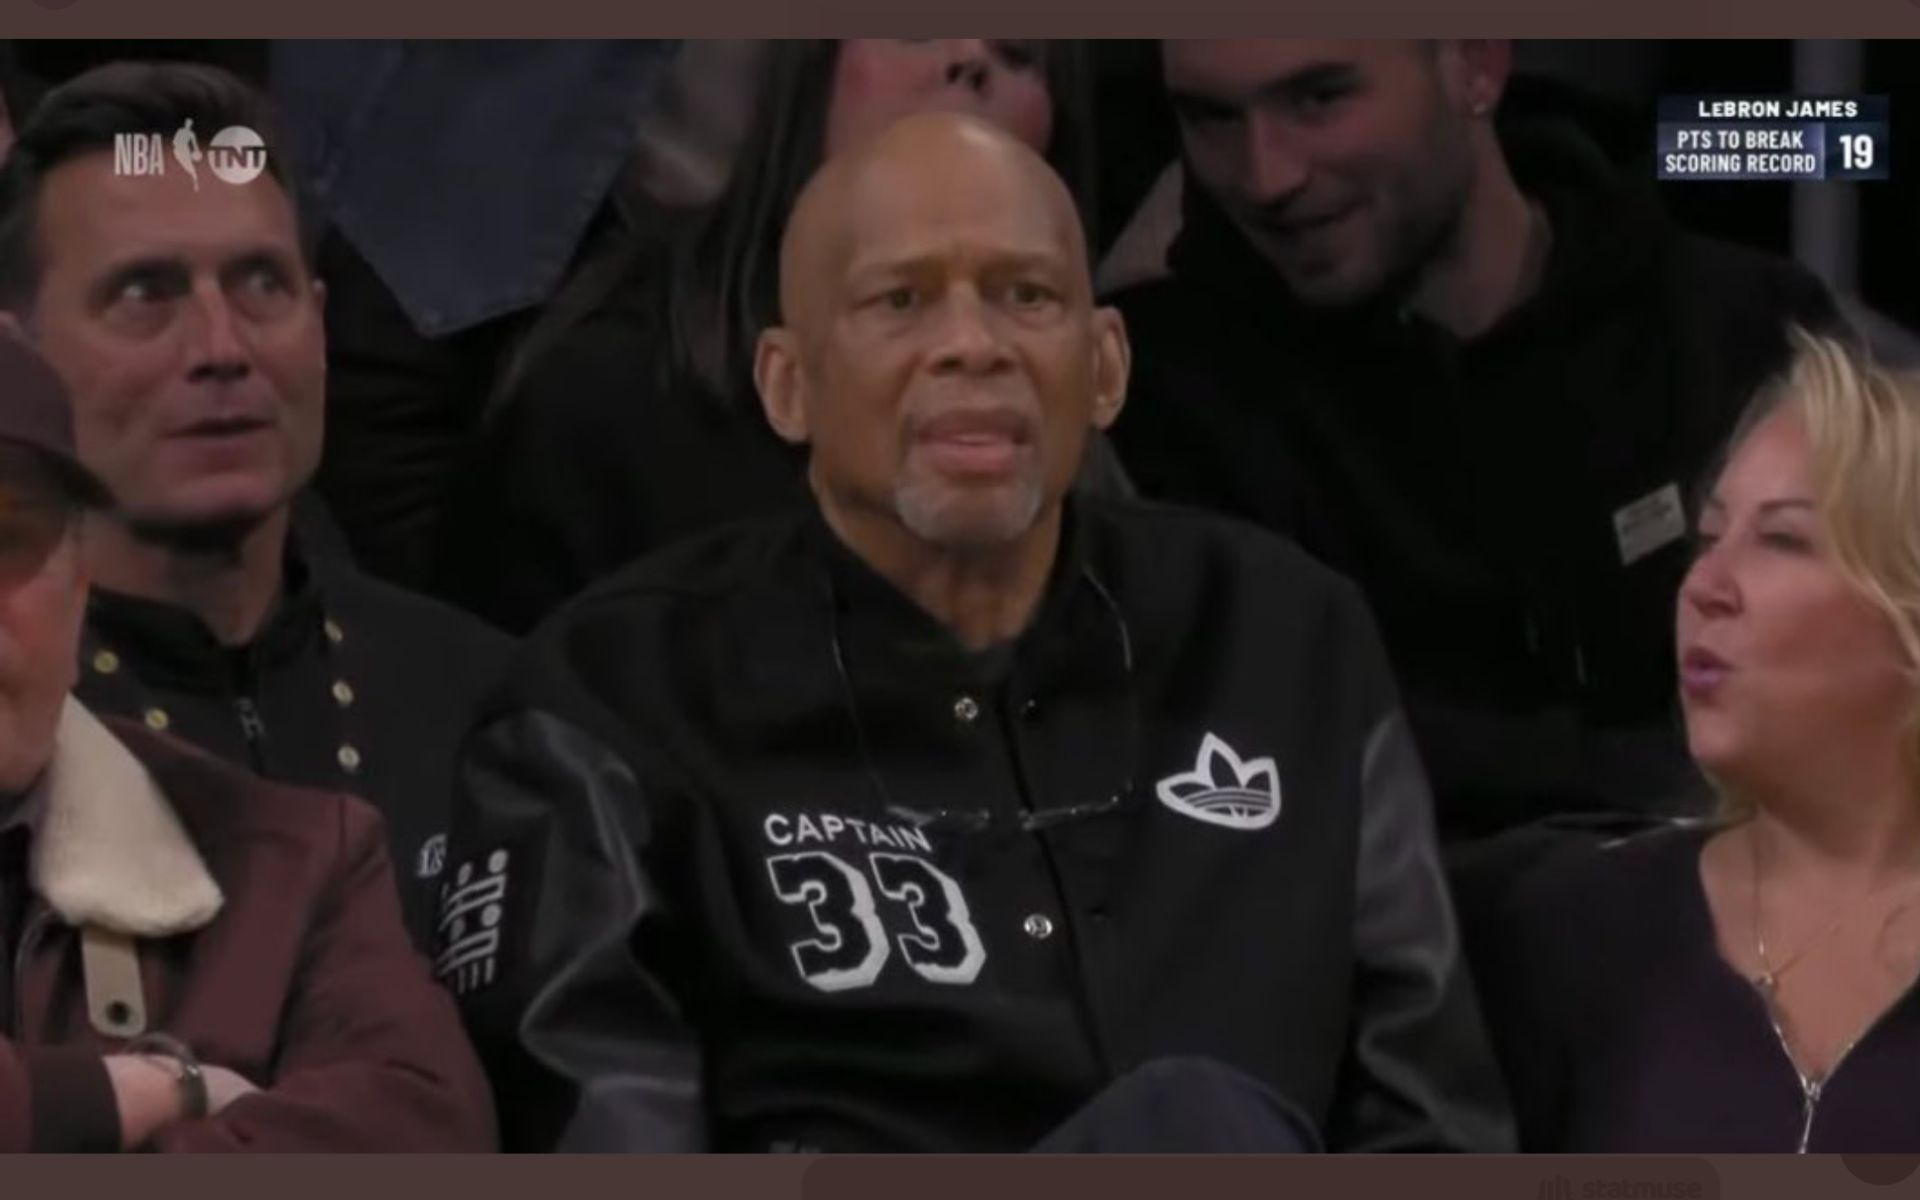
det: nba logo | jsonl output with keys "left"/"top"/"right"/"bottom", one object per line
{"left": 112, "top": 133, "right": 166, "bottom": 178}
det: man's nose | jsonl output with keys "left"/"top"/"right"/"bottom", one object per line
{"left": 182, "top": 281, "right": 251, "bottom": 383}
{"left": 940, "top": 40, "right": 995, "bottom": 94}
{"left": 1243, "top": 110, "right": 1312, "bottom": 205}
{"left": 928, "top": 288, "right": 1011, "bottom": 374}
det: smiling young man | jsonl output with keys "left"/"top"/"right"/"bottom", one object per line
{"left": 439, "top": 112, "right": 1511, "bottom": 1153}
{"left": 0, "top": 63, "right": 511, "bottom": 947}
{"left": 1111, "top": 40, "right": 1840, "bottom": 838}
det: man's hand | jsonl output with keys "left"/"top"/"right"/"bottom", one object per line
{"left": 201, "top": 1064, "right": 260, "bottom": 1114}
{"left": 103, "top": 1054, "right": 185, "bottom": 1149}
{"left": 102, "top": 1054, "right": 261, "bottom": 1149}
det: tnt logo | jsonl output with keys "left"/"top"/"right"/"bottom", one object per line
{"left": 207, "top": 126, "right": 268, "bottom": 185}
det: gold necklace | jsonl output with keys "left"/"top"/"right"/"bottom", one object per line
{"left": 1749, "top": 825, "right": 1858, "bottom": 995}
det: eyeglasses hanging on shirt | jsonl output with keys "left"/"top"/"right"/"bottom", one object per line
{"left": 824, "top": 564, "right": 1143, "bottom": 837}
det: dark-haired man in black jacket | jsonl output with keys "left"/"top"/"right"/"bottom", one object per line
{"left": 0, "top": 61, "right": 511, "bottom": 949}
{"left": 1112, "top": 40, "right": 1840, "bottom": 840}
{"left": 439, "top": 112, "right": 1511, "bottom": 1153}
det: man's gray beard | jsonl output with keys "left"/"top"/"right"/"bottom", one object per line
{"left": 895, "top": 472, "right": 1045, "bottom": 552}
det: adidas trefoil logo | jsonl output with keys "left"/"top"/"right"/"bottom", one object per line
{"left": 1155, "top": 732, "right": 1282, "bottom": 831}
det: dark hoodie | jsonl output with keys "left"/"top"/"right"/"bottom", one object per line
{"left": 1109, "top": 119, "right": 1839, "bottom": 839}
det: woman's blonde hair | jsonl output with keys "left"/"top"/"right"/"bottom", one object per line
{"left": 1712, "top": 327, "right": 1920, "bottom": 814}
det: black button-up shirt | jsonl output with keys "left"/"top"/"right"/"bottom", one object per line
{"left": 74, "top": 542, "right": 513, "bottom": 947}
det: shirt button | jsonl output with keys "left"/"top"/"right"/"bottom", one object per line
{"left": 331, "top": 680, "right": 355, "bottom": 707}
{"left": 143, "top": 707, "right": 170, "bottom": 732}
{"left": 1022, "top": 913, "right": 1055, "bottom": 940}
{"left": 952, "top": 695, "right": 980, "bottom": 725}
{"left": 337, "top": 744, "right": 362, "bottom": 773}
{"left": 91, "top": 649, "right": 120, "bottom": 675}
{"left": 323, "top": 618, "right": 345, "bottom": 645}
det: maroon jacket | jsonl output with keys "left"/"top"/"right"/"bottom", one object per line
{"left": 0, "top": 700, "right": 496, "bottom": 1152}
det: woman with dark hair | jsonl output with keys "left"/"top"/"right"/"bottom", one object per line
{"left": 433, "top": 39, "right": 1101, "bottom": 634}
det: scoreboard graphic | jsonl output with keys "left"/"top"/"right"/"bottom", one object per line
{"left": 1657, "top": 95, "right": 1890, "bottom": 182}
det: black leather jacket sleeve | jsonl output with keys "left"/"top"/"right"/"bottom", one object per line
{"left": 1325, "top": 591, "right": 1518, "bottom": 1152}
{"left": 438, "top": 707, "right": 706, "bottom": 1152}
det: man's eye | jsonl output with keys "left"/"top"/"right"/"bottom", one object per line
{"left": 1292, "top": 84, "right": 1353, "bottom": 118}
{"left": 110, "top": 271, "right": 183, "bottom": 308}
{"left": 1175, "top": 101, "right": 1239, "bottom": 128}
{"left": 1008, "top": 281, "right": 1057, "bottom": 308}
{"left": 873, "top": 287, "right": 916, "bottom": 312}
{"left": 243, "top": 263, "right": 290, "bottom": 293}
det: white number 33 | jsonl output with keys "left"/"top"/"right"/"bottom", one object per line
{"left": 765, "top": 851, "right": 988, "bottom": 992}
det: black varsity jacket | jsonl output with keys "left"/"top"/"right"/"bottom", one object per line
{"left": 435, "top": 495, "right": 1515, "bottom": 1152}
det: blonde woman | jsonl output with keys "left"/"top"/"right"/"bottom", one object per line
{"left": 1488, "top": 328, "right": 1920, "bottom": 1152}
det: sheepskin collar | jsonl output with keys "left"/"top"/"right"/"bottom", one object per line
{"left": 29, "top": 697, "right": 223, "bottom": 937}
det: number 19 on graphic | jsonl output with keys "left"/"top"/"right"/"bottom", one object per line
{"left": 1833, "top": 125, "right": 1888, "bottom": 180}
{"left": 1818, "top": 94, "right": 1889, "bottom": 181}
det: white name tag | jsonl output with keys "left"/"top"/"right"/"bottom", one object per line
{"left": 1613, "top": 482, "right": 1688, "bottom": 566}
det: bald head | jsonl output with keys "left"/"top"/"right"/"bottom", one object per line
{"left": 752, "top": 108, "right": 1129, "bottom": 584}
{"left": 777, "top": 112, "right": 1089, "bottom": 334}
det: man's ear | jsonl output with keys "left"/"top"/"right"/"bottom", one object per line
{"left": 755, "top": 326, "right": 811, "bottom": 446}
{"left": 1454, "top": 40, "right": 1512, "bottom": 117}
{"left": 1088, "top": 306, "right": 1131, "bottom": 433}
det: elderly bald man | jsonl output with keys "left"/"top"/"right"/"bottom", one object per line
{"left": 439, "top": 112, "right": 1512, "bottom": 1153}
